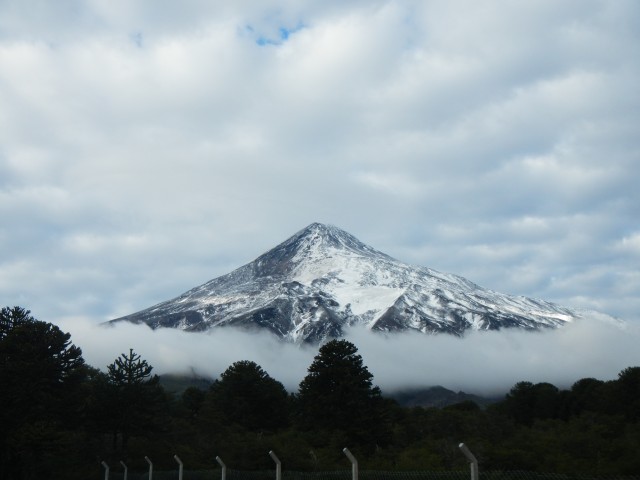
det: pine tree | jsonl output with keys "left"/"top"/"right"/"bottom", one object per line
{"left": 617, "top": 366, "right": 640, "bottom": 421}
{"left": 102, "top": 349, "right": 166, "bottom": 454}
{"left": 296, "top": 339, "right": 390, "bottom": 446}
{"left": 107, "top": 348, "right": 154, "bottom": 385}
{"left": 0, "top": 306, "right": 87, "bottom": 480}
{"left": 207, "top": 360, "right": 289, "bottom": 431}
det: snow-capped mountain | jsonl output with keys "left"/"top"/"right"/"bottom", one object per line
{"left": 109, "top": 223, "right": 583, "bottom": 343}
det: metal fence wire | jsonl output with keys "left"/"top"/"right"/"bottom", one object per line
{"left": 113, "top": 470, "right": 640, "bottom": 480}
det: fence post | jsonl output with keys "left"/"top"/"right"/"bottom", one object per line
{"left": 101, "top": 461, "right": 109, "bottom": 480}
{"left": 343, "top": 448, "right": 358, "bottom": 480}
{"left": 216, "top": 456, "right": 227, "bottom": 480}
{"left": 174, "top": 455, "right": 184, "bottom": 480}
{"left": 120, "top": 461, "right": 128, "bottom": 480}
{"left": 459, "top": 443, "right": 479, "bottom": 480}
{"left": 269, "top": 450, "right": 282, "bottom": 480}
{"left": 145, "top": 456, "right": 153, "bottom": 480}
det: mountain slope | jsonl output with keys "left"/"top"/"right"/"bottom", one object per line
{"left": 109, "top": 223, "right": 582, "bottom": 343}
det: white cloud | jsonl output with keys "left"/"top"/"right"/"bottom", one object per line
{"left": 615, "top": 232, "right": 640, "bottom": 256}
{"left": 1, "top": 0, "right": 639, "bottom": 336}
{"left": 349, "top": 317, "right": 640, "bottom": 395}
{"left": 58, "top": 317, "right": 640, "bottom": 397}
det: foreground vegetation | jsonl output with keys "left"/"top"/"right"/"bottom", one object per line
{"left": 1, "top": 306, "right": 639, "bottom": 479}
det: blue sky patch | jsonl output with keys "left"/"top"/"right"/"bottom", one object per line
{"left": 250, "top": 23, "right": 305, "bottom": 46}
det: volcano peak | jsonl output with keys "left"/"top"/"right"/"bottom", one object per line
{"left": 109, "top": 224, "right": 597, "bottom": 343}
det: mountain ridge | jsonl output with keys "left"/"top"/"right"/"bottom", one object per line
{"left": 109, "top": 223, "right": 588, "bottom": 343}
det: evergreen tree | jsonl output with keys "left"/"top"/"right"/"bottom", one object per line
{"left": 181, "top": 386, "right": 207, "bottom": 421}
{"left": 501, "top": 381, "right": 561, "bottom": 426}
{"left": 102, "top": 349, "right": 167, "bottom": 454}
{"left": 0, "top": 306, "right": 87, "bottom": 480}
{"left": 616, "top": 366, "right": 640, "bottom": 421}
{"left": 107, "top": 348, "right": 154, "bottom": 384}
{"left": 0, "top": 305, "right": 35, "bottom": 339}
{"left": 207, "top": 360, "right": 290, "bottom": 431}
{"left": 296, "top": 339, "right": 390, "bottom": 446}
{"left": 566, "top": 377, "right": 605, "bottom": 416}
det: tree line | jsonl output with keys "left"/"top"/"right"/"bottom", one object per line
{"left": 1, "top": 306, "right": 639, "bottom": 479}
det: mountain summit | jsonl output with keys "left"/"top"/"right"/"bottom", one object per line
{"left": 109, "top": 223, "right": 582, "bottom": 343}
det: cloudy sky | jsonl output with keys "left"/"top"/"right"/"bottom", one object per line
{"left": 1, "top": 1, "right": 639, "bottom": 389}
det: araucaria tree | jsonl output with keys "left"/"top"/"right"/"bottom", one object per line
{"left": 103, "top": 349, "right": 166, "bottom": 453}
{"left": 296, "top": 339, "right": 390, "bottom": 446}
{"left": 0, "top": 306, "right": 88, "bottom": 480}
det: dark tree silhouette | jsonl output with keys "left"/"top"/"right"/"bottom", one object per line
{"left": 107, "top": 348, "right": 154, "bottom": 384}
{"left": 207, "top": 360, "right": 289, "bottom": 431}
{"left": 102, "top": 349, "right": 166, "bottom": 454}
{"left": 0, "top": 305, "right": 35, "bottom": 339}
{"left": 501, "top": 381, "right": 561, "bottom": 426}
{"left": 567, "top": 377, "right": 606, "bottom": 416}
{"left": 0, "top": 306, "right": 87, "bottom": 480}
{"left": 617, "top": 366, "right": 640, "bottom": 421}
{"left": 296, "top": 339, "right": 390, "bottom": 446}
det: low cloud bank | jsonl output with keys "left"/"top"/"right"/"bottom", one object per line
{"left": 346, "top": 317, "right": 639, "bottom": 395}
{"left": 59, "top": 317, "right": 639, "bottom": 396}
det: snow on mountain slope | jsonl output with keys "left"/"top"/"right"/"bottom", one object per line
{"left": 109, "top": 223, "right": 589, "bottom": 343}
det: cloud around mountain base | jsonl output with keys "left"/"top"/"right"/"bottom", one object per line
{"left": 59, "top": 315, "right": 639, "bottom": 396}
